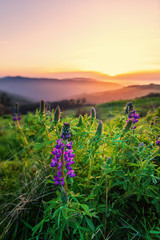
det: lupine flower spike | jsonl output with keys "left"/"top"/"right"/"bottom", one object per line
{"left": 95, "top": 120, "right": 103, "bottom": 137}
{"left": 90, "top": 107, "right": 96, "bottom": 119}
{"left": 124, "top": 102, "right": 140, "bottom": 130}
{"left": 156, "top": 138, "right": 160, "bottom": 146}
{"left": 46, "top": 103, "right": 51, "bottom": 116}
{"left": 78, "top": 114, "right": 83, "bottom": 126}
{"left": 61, "top": 122, "right": 71, "bottom": 139}
{"left": 124, "top": 102, "right": 133, "bottom": 114}
{"left": 51, "top": 123, "right": 76, "bottom": 193}
{"left": 54, "top": 105, "right": 60, "bottom": 124}
{"left": 40, "top": 99, "right": 45, "bottom": 115}
{"left": 12, "top": 103, "right": 21, "bottom": 121}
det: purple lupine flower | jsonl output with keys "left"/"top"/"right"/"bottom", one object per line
{"left": 50, "top": 122, "right": 75, "bottom": 186}
{"left": 13, "top": 116, "right": 17, "bottom": 121}
{"left": 67, "top": 170, "right": 76, "bottom": 178}
{"left": 156, "top": 139, "right": 160, "bottom": 146}
{"left": 125, "top": 102, "right": 140, "bottom": 130}
{"left": 18, "top": 114, "right": 21, "bottom": 120}
{"left": 51, "top": 123, "right": 75, "bottom": 187}
{"left": 50, "top": 159, "right": 58, "bottom": 167}
{"left": 58, "top": 162, "right": 63, "bottom": 170}
{"left": 53, "top": 176, "right": 64, "bottom": 186}
{"left": 61, "top": 123, "right": 71, "bottom": 140}
{"left": 65, "top": 162, "right": 73, "bottom": 170}
{"left": 12, "top": 104, "right": 21, "bottom": 122}
{"left": 66, "top": 141, "right": 73, "bottom": 149}
{"left": 124, "top": 102, "right": 133, "bottom": 114}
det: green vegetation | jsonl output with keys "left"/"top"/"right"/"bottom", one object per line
{"left": 96, "top": 97, "right": 160, "bottom": 121}
{"left": 0, "top": 98, "right": 160, "bottom": 240}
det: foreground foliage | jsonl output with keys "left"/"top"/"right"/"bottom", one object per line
{"left": 0, "top": 102, "right": 160, "bottom": 240}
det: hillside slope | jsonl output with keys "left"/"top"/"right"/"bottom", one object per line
{"left": 0, "top": 76, "right": 122, "bottom": 102}
{"left": 72, "top": 84, "right": 160, "bottom": 104}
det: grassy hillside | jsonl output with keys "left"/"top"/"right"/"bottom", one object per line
{"left": 96, "top": 96, "right": 160, "bottom": 121}
{"left": 63, "top": 96, "right": 160, "bottom": 121}
{"left": 72, "top": 84, "right": 160, "bottom": 104}
{"left": 0, "top": 99, "right": 160, "bottom": 240}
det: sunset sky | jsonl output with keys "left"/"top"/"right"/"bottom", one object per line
{"left": 0, "top": 0, "right": 160, "bottom": 77}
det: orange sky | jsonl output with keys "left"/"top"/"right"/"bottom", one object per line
{"left": 0, "top": 0, "right": 160, "bottom": 77}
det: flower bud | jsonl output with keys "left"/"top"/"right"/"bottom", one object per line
{"left": 78, "top": 114, "right": 83, "bottom": 126}
{"left": 90, "top": 107, "right": 96, "bottom": 119}
{"left": 124, "top": 102, "right": 133, "bottom": 114}
{"left": 15, "top": 102, "right": 19, "bottom": 114}
{"left": 95, "top": 120, "right": 103, "bottom": 137}
{"left": 40, "top": 99, "right": 45, "bottom": 114}
{"left": 61, "top": 122, "right": 71, "bottom": 139}
{"left": 54, "top": 105, "right": 60, "bottom": 123}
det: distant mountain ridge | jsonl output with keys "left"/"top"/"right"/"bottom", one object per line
{"left": 37, "top": 70, "right": 160, "bottom": 86}
{"left": 71, "top": 84, "right": 160, "bottom": 104}
{"left": 0, "top": 84, "right": 160, "bottom": 115}
{"left": 0, "top": 76, "right": 122, "bottom": 102}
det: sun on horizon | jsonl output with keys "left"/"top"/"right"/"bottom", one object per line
{"left": 0, "top": 0, "right": 160, "bottom": 80}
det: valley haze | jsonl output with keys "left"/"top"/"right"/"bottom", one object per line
{"left": 0, "top": 76, "right": 122, "bottom": 102}
{"left": 0, "top": 71, "right": 159, "bottom": 103}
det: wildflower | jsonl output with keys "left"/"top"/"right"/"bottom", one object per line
{"left": 54, "top": 105, "right": 60, "bottom": 123}
{"left": 95, "top": 120, "right": 103, "bottom": 137}
{"left": 78, "top": 114, "right": 83, "bottom": 126}
{"left": 124, "top": 102, "right": 133, "bottom": 114}
{"left": 90, "top": 107, "right": 96, "bottom": 119}
{"left": 51, "top": 123, "right": 75, "bottom": 188}
{"left": 46, "top": 103, "right": 51, "bottom": 112}
{"left": 40, "top": 99, "right": 45, "bottom": 115}
{"left": 61, "top": 122, "right": 71, "bottom": 139}
{"left": 46, "top": 103, "right": 52, "bottom": 116}
{"left": 156, "top": 139, "right": 160, "bottom": 146}
{"left": 53, "top": 176, "right": 64, "bottom": 186}
{"left": 125, "top": 102, "right": 140, "bottom": 130}
{"left": 12, "top": 103, "right": 21, "bottom": 121}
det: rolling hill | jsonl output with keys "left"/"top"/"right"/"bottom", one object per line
{"left": 0, "top": 76, "right": 122, "bottom": 102}
{"left": 71, "top": 84, "right": 160, "bottom": 104}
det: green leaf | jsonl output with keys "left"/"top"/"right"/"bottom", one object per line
{"left": 21, "top": 219, "right": 33, "bottom": 230}
{"left": 85, "top": 216, "right": 95, "bottom": 231}
{"left": 81, "top": 204, "right": 92, "bottom": 217}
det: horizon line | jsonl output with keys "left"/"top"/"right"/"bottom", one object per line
{"left": 0, "top": 69, "right": 160, "bottom": 79}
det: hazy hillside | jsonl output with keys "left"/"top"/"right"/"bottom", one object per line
{"left": 0, "top": 90, "right": 32, "bottom": 115}
{"left": 71, "top": 84, "right": 160, "bottom": 104}
{"left": 0, "top": 90, "right": 32, "bottom": 105}
{"left": 0, "top": 76, "right": 122, "bottom": 102}
{"left": 43, "top": 70, "right": 160, "bottom": 86}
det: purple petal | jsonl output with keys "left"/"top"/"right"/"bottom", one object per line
{"left": 60, "top": 181, "right": 64, "bottom": 186}
{"left": 54, "top": 181, "right": 60, "bottom": 185}
{"left": 50, "top": 162, "right": 58, "bottom": 167}
{"left": 70, "top": 173, "right": 76, "bottom": 177}
{"left": 68, "top": 153, "right": 75, "bottom": 158}
{"left": 57, "top": 170, "right": 62, "bottom": 177}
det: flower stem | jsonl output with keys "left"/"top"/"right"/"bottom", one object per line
{"left": 61, "top": 149, "right": 68, "bottom": 194}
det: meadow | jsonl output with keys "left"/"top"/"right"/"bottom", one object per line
{"left": 0, "top": 98, "right": 160, "bottom": 240}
